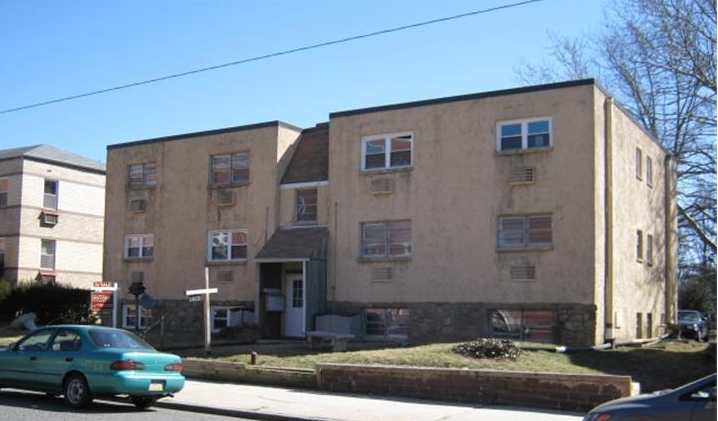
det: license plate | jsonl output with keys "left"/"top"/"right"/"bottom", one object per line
{"left": 149, "top": 381, "right": 164, "bottom": 391}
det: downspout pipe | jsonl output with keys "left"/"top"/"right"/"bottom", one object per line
{"left": 603, "top": 97, "right": 615, "bottom": 345}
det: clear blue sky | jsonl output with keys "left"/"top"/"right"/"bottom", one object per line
{"left": 0, "top": 0, "right": 607, "bottom": 163}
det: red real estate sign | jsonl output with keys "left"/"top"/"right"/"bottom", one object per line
{"left": 91, "top": 291, "right": 113, "bottom": 311}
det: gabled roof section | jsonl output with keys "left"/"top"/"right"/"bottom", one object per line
{"left": 0, "top": 144, "right": 105, "bottom": 174}
{"left": 255, "top": 227, "right": 328, "bottom": 262}
{"left": 281, "top": 123, "right": 329, "bottom": 185}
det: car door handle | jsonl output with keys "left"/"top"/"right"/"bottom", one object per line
{"left": 29, "top": 356, "right": 37, "bottom": 361}
{"left": 65, "top": 357, "right": 74, "bottom": 362}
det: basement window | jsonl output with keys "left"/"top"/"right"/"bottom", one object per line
{"left": 364, "top": 308, "right": 409, "bottom": 339}
{"left": 489, "top": 309, "right": 553, "bottom": 343}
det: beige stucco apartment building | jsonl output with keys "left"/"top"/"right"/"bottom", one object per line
{"left": 0, "top": 145, "right": 106, "bottom": 288}
{"left": 104, "top": 79, "right": 677, "bottom": 346}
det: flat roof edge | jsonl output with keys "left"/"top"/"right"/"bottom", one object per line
{"left": 107, "top": 120, "right": 303, "bottom": 151}
{"left": 330, "top": 79, "right": 596, "bottom": 118}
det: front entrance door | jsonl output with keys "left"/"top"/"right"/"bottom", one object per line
{"left": 284, "top": 274, "right": 304, "bottom": 337}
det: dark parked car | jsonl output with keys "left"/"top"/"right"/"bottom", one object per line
{"left": 677, "top": 310, "right": 710, "bottom": 341}
{"left": 0, "top": 325, "right": 184, "bottom": 409}
{"left": 583, "top": 373, "right": 716, "bottom": 421}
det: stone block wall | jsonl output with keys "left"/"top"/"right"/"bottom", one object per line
{"left": 316, "top": 363, "right": 631, "bottom": 412}
{"left": 112, "top": 299, "right": 254, "bottom": 337}
{"left": 329, "top": 301, "right": 597, "bottom": 346}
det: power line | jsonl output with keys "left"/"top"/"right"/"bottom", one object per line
{"left": 0, "top": 0, "right": 545, "bottom": 115}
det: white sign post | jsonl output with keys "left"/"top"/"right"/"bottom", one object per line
{"left": 185, "top": 268, "right": 217, "bottom": 355}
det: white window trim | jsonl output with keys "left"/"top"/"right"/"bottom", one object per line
{"left": 121, "top": 304, "right": 150, "bottom": 329}
{"left": 497, "top": 214, "right": 553, "bottom": 250}
{"left": 124, "top": 234, "right": 154, "bottom": 259}
{"left": 360, "top": 132, "right": 413, "bottom": 171}
{"left": 496, "top": 117, "right": 552, "bottom": 152}
{"left": 360, "top": 220, "right": 412, "bottom": 259}
{"left": 127, "top": 162, "right": 157, "bottom": 189}
{"left": 636, "top": 229, "right": 644, "bottom": 262}
{"left": 207, "top": 229, "right": 248, "bottom": 262}
{"left": 210, "top": 152, "right": 250, "bottom": 185}
{"left": 646, "top": 233, "right": 654, "bottom": 265}
{"left": 40, "top": 239, "right": 56, "bottom": 270}
{"left": 43, "top": 179, "right": 58, "bottom": 210}
{"left": 211, "top": 307, "right": 231, "bottom": 332}
{"left": 295, "top": 188, "right": 318, "bottom": 223}
{"left": 364, "top": 307, "right": 409, "bottom": 339}
{"left": 636, "top": 148, "right": 643, "bottom": 180}
{"left": 210, "top": 306, "right": 254, "bottom": 332}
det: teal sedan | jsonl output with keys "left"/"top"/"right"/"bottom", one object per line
{"left": 0, "top": 325, "right": 185, "bottom": 409}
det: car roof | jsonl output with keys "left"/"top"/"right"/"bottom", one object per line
{"left": 40, "top": 325, "right": 128, "bottom": 333}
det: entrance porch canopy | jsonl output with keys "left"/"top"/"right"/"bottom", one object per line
{"left": 255, "top": 227, "right": 328, "bottom": 262}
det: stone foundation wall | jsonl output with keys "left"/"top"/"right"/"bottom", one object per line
{"left": 112, "top": 299, "right": 254, "bottom": 337}
{"left": 329, "top": 301, "right": 597, "bottom": 346}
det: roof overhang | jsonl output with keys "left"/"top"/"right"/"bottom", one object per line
{"left": 255, "top": 226, "right": 328, "bottom": 263}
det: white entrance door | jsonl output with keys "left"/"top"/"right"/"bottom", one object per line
{"left": 284, "top": 274, "right": 305, "bottom": 337}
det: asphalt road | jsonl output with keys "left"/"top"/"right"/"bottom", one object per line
{"left": 0, "top": 389, "right": 249, "bottom": 421}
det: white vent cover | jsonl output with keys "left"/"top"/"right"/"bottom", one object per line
{"left": 217, "top": 270, "right": 234, "bottom": 283}
{"left": 509, "top": 166, "right": 536, "bottom": 185}
{"left": 370, "top": 177, "right": 395, "bottom": 195}
{"left": 371, "top": 267, "right": 393, "bottom": 281}
{"left": 130, "top": 199, "right": 147, "bottom": 212}
{"left": 216, "top": 190, "right": 235, "bottom": 206}
{"left": 510, "top": 265, "right": 536, "bottom": 280}
{"left": 131, "top": 271, "right": 145, "bottom": 283}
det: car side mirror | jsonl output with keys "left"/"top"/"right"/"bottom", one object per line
{"left": 8, "top": 342, "right": 17, "bottom": 351}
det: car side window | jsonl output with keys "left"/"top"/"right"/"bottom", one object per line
{"left": 50, "top": 330, "right": 82, "bottom": 351}
{"left": 17, "top": 329, "right": 54, "bottom": 351}
{"left": 687, "top": 383, "right": 717, "bottom": 400}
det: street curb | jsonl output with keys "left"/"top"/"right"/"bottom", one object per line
{"left": 156, "top": 400, "right": 331, "bottom": 421}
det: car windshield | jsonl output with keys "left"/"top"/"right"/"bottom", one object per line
{"left": 678, "top": 312, "right": 701, "bottom": 322}
{"left": 88, "top": 329, "right": 154, "bottom": 350}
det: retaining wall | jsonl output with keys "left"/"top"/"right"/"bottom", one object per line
{"left": 316, "top": 363, "right": 631, "bottom": 411}
{"left": 182, "top": 359, "right": 317, "bottom": 389}
{"left": 182, "top": 359, "right": 632, "bottom": 411}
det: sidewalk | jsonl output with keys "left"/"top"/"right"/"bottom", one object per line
{"left": 157, "top": 380, "right": 585, "bottom": 421}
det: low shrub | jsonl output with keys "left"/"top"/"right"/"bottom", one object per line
{"left": 0, "top": 281, "right": 92, "bottom": 324}
{"left": 452, "top": 338, "right": 522, "bottom": 360}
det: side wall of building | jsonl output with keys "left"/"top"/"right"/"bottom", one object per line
{"left": 607, "top": 100, "right": 671, "bottom": 342}
{"left": 104, "top": 124, "right": 301, "bottom": 330}
{"left": 326, "top": 84, "right": 601, "bottom": 345}
{"left": 0, "top": 158, "right": 24, "bottom": 281}
{"left": 12, "top": 159, "right": 105, "bottom": 288}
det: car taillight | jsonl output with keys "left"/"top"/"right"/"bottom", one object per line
{"left": 110, "top": 360, "right": 145, "bottom": 370}
{"left": 164, "top": 362, "right": 182, "bottom": 372}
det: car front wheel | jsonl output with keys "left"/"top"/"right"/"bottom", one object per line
{"left": 131, "top": 395, "right": 157, "bottom": 409}
{"left": 63, "top": 373, "right": 93, "bottom": 408}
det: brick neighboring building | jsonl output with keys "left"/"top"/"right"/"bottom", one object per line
{"left": 104, "top": 79, "right": 677, "bottom": 346}
{"left": 0, "top": 145, "right": 106, "bottom": 288}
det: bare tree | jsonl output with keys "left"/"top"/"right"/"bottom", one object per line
{"left": 517, "top": 0, "right": 717, "bottom": 280}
